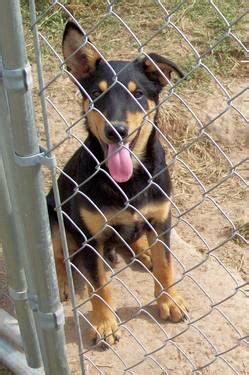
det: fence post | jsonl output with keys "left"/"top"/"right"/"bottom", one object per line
{"left": 0, "top": 1, "right": 70, "bottom": 374}
{"left": 0, "top": 79, "right": 42, "bottom": 368}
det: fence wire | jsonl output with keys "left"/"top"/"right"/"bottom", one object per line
{"left": 26, "top": 0, "right": 248, "bottom": 373}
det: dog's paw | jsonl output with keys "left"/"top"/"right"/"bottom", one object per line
{"left": 138, "top": 249, "right": 152, "bottom": 270}
{"left": 157, "top": 290, "right": 188, "bottom": 322}
{"left": 90, "top": 314, "right": 121, "bottom": 346}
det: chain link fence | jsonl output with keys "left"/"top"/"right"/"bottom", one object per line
{"left": 0, "top": 0, "right": 248, "bottom": 374}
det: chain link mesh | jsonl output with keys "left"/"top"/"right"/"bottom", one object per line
{"left": 28, "top": 1, "right": 248, "bottom": 373}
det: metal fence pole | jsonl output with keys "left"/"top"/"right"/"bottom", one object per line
{"left": 0, "top": 79, "right": 42, "bottom": 369}
{"left": 0, "top": 1, "right": 70, "bottom": 374}
{"left": 28, "top": 0, "right": 87, "bottom": 372}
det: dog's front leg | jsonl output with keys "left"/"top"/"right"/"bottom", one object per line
{"left": 131, "top": 233, "right": 152, "bottom": 269}
{"left": 84, "top": 242, "right": 120, "bottom": 346}
{"left": 147, "top": 211, "right": 188, "bottom": 322}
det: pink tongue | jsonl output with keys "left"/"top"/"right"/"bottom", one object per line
{"left": 107, "top": 143, "right": 133, "bottom": 183}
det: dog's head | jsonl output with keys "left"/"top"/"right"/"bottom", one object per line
{"left": 62, "top": 21, "right": 183, "bottom": 183}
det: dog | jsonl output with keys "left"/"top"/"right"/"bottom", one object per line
{"left": 47, "top": 21, "right": 187, "bottom": 346}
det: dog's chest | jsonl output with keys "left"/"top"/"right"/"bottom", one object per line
{"left": 80, "top": 200, "right": 170, "bottom": 243}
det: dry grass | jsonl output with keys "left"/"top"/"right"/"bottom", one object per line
{"left": 22, "top": 0, "right": 248, "bottom": 77}
{"left": 158, "top": 96, "right": 230, "bottom": 194}
{"left": 225, "top": 220, "right": 249, "bottom": 247}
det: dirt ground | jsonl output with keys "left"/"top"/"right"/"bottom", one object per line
{"left": 62, "top": 232, "right": 248, "bottom": 374}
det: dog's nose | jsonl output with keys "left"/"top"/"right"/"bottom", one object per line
{"left": 105, "top": 123, "right": 128, "bottom": 142}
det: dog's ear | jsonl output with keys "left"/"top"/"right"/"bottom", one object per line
{"left": 62, "top": 21, "right": 101, "bottom": 81}
{"left": 142, "top": 53, "right": 184, "bottom": 86}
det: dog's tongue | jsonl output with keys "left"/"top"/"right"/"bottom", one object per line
{"left": 107, "top": 143, "right": 133, "bottom": 183}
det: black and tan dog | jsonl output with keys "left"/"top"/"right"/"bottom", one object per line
{"left": 47, "top": 21, "right": 187, "bottom": 345}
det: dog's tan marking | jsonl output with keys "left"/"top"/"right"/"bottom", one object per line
{"left": 126, "top": 99, "right": 156, "bottom": 163}
{"left": 83, "top": 99, "right": 108, "bottom": 143}
{"left": 144, "top": 58, "right": 172, "bottom": 85}
{"left": 147, "top": 227, "right": 187, "bottom": 322}
{"left": 51, "top": 224, "right": 68, "bottom": 301}
{"left": 87, "top": 111, "right": 106, "bottom": 142}
{"left": 51, "top": 223, "right": 78, "bottom": 260}
{"left": 140, "top": 200, "right": 170, "bottom": 223}
{"left": 51, "top": 223, "right": 63, "bottom": 260}
{"left": 81, "top": 200, "right": 170, "bottom": 238}
{"left": 51, "top": 224, "right": 78, "bottom": 301}
{"left": 132, "top": 234, "right": 152, "bottom": 269}
{"left": 88, "top": 253, "right": 120, "bottom": 344}
{"left": 80, "top": 209, "right": 106, "bottom": 239}
{"left": 98, "top": 80, "right": 108, "bottom": 92}
{"left": 128, "top": 81, "right": 137, "bottom": 93}
{"left": 126, "top": 111, "right": 152, "bottom": 160}
{"left": 126, "top": 111, "right": 144, "bottom": 134}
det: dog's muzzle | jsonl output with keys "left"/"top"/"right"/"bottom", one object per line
{"left": 105, "top": 123, "right": 128, "bottom": 143}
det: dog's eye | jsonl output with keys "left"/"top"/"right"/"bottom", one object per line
{"left": 133, "top": 90, "right": 144, "bottom": 100}
{"left": 91, "top": 89, "right": 101, "bottom": 99}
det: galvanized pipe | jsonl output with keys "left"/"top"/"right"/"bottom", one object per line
{"left": 0, "top": 309, "right": 45, "bottom": 375}
{"left": 0, "top": 339, "right": 44, "bottom": 375}
{"left": 0, "top": 1, "right": 70, "bottom": 374}
{"left": 28, "top": 0, "right": 86, "bottom": 373}
{"left": 0, "top": 64, "right": 42, "bottom": 368}
{"left": 0, "top": 309, "right": 23, "bottom": 350}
